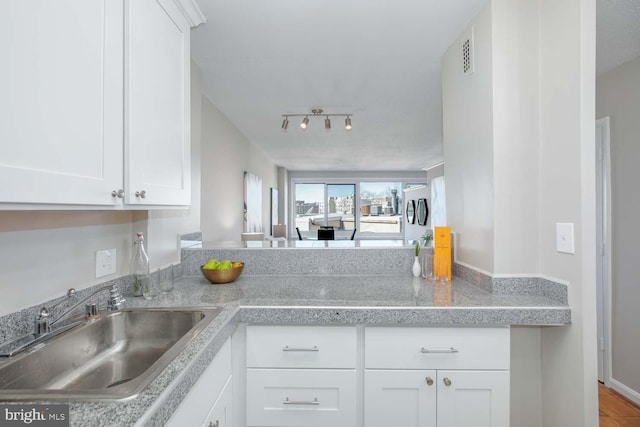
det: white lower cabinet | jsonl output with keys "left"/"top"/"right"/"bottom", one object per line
{"left": 205, "top": 375, "right": 233, "bottom": 427}
{"left": 364, "top": 369, "right": 509, "bottom": 427}
{"left": 243, "top": 325, "right": 510, "bottom": 427}
{"left": 245, "top": 325, "right": 357, "bottom": 427}
{"left": 364, "top": 327, "right": 510, "bottom": 427}
{"left": 166, "top": 338, "right": 232, "bottom": 427}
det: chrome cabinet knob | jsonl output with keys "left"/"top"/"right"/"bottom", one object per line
{"left": 135, "top": 190, "right": 146, "bottom": 199}
{"left": 443, "top": 377, "right": 452, "bottom": 387}
{"left": 111, "top": 189, "right": 124, "bottom": 198}
{"left": 426, "top": 377, "right": 434, "bottom": 386}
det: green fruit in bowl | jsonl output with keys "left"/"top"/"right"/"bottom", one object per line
{"left": 203, "top": 258, "right": 220, "bottom": 270}
{"left": 220, "top": 260, "right": 233, "bottom": 270}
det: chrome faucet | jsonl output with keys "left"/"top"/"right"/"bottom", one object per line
{"left": 0, "top": 285, "right": 125, "bottom": 357}
{"left": 34, "top": 285, "right": 125, "bottom": 337}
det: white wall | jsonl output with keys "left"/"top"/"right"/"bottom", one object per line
{"left": 442, "top": 0, "right": 598, "bottom": 424}
{"left": 491, "top": 0, "right": 540, "bottom": 275}
{"left": 200, "top": 95, "right": 278, "bottom": 241}
{"left": 596, "top": 55, "right": 640, "bottom": 398}
{"left": 442, "top": 5, "right": 495, "bottom": 274}
{"left": 538, "top": 0, "right": 599, "bottom": 425}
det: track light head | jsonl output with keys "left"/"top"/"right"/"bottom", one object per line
{"left": 301, "top": 116, "right": 309, "bottom": 129}
{"left": 281, "top": 117, "right": 289, "bottom": 131}
{"left": 345, "top": 116, "right": 352, "bottom": 130}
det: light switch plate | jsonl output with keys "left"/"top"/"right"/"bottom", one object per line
{"left": 556, "top": 223, "right": 575, "bottom": 254}
{"left": 96, "top": 248, "right": 116, "bottom": 278}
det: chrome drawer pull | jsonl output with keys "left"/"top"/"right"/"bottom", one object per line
{"left": 282, "top": 345, "right": 319, "bottom": 352}
{"left": 283, "top": 397, "right": 320, "bottom": 405}
{"left": 420, "top": 347, "right": 459, "bottom": 353}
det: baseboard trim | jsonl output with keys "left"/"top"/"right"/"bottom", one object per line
{"left": 609, "top": 377, "right": 640, "bottom": 407}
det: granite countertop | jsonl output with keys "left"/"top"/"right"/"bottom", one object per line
{"left": 29, "top": 274, "right": 571, "bottom": 426}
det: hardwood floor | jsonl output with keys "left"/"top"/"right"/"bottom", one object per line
{"left": 599, "top": 382, "right": 640, "bottom": 426}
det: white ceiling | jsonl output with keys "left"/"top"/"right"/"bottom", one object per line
{"left": 191, "top": 0, "right": 640, "bottom": 173}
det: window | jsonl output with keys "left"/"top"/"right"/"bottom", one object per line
{"left": 359, "top": 182, "right": 402, "bottom": 234}
{"left": 292, "top": 179, "right": 421, "bottom": 238}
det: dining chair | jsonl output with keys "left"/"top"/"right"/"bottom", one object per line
{"left": 317, "top": 229, "right": 335, "bottom": 240}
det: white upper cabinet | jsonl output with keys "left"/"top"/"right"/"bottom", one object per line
{"left": 125, "top": 0, "right": 191, "bottom": 206}
{"left": 0, "top": 0, "right": 201, "bottom": 209}
{"left": 0, "top": 0, "right": 124, "bottom": 207}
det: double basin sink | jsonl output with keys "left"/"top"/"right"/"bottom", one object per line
{"left": 0, "top": 307, "right": 221, "bottom": 401}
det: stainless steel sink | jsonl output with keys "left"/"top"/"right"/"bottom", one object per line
{"left": 0, "top": 307, "right": 221, "bottom": 401}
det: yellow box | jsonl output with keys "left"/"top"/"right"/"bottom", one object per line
{"left": 433, "top": 226, "right": 451, "bottom": 281}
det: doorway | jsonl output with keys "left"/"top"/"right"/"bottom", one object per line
{"left": 595, "top": 117, "right": 612, "bottom": 385}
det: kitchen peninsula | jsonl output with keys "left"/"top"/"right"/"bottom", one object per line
{"left": 0, "top": 241, "right": 570, "bottom": 426}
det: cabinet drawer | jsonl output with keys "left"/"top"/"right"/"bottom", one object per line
{"left": 365, "top": 327, "right": 509, "bottom": 370}
{"left": 247, "top": 325, "right": 357, "bottom": 368}
{"left": 246, "top": 369, "right": 356, "bottom": 427}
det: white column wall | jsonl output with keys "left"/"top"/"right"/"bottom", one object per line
{"left": 442, "top": 5, "right": 495, "bottom": 274}
{"left": 491, "top": 0, "right": 541, "bottom": 275}
{"left": 538, "top": 0, "right": 598, "bottom": 425}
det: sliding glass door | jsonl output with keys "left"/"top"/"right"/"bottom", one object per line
{"left": 293, "top": 180, "right": 412, "bottom": 238}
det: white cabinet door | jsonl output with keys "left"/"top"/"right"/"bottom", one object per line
{"left": 166, "top": 338, "right": 232, "bottom": 427}
{"left": 364, "top": 370, "right": 437, "bottom": 427}
{"left": 204, "top": 375, "right": 233, "bottom": 427}
{"left": 125, "top": 0, "right": 191, "bottom": 206}
{"left": 436, "top": 370, "right": 509, "bottom": 427}
{"left": 0, "top": 0, "right": 123, "bottom": 207}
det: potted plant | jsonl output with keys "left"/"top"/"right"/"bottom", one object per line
{"left": 421, "top": 231, "right": 433, "bottom": 247}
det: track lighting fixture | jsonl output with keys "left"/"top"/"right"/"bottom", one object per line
{"left": 281, "top": 109, "right": 353, "bottom": 131}
{"left": 345, "top": 115, "right": 352, "bottom": 130}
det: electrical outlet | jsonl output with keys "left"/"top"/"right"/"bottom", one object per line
{"left": 96, "top": 248, "right": 117, "bottom": 278}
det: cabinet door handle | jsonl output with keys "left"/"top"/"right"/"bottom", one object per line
{"left": 135, "top": 190, "right": 146, "bottom": 199}
{"left": 283, "top": 397, "right": 320, "bottom": 405}
{"left": 426, "top": 376, "right": 434, "bottom": 386}
{"left": 209, "top": 421, "right": 219, "bottom": 427}
{"left": 282, "top": 345, "right": 319, "bottom": 352}
{"left": 443, "top": 377, "right": 452, "bottom": 387}
{"left": 420, "top": 347, "right": 459, "bottom": 353}
{"left": 111, "top": 189, "right": 124, "bottom": 198}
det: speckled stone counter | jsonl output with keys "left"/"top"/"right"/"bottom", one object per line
{"left": 2, "top": 273, "right": 571, "bottom": 426}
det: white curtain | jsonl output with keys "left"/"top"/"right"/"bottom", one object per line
{"left": 244, "top": 172, "right": 263, "bottom": 232}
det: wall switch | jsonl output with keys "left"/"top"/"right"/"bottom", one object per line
{"left": 96, "top": 249, "right": 116, "bottom": 278}
{"left": 556, "top": 223, "right": 575, "bottom": 254}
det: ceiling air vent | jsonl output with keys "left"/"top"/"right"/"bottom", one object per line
{"left": 462, "top": 27, "right": 474, "bottom": 74}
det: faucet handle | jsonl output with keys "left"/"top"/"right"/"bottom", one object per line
{"left": 34, "top": 307, "right": 52, "bottom": 336}
{"left": 107, "top": 285, "right": 125, "bottom": 311}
